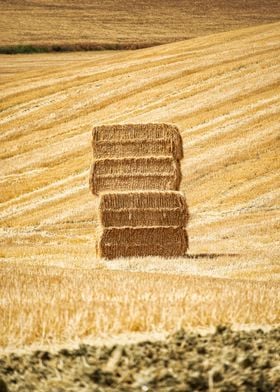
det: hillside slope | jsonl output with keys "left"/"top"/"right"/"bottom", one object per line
{"left": 0, "top": 23, "right": 279, "bottom": 347}
{"left": 1, "top": 22, "right": 279, "bottom": 264}
{"left": 1, "top": 0, "right": 280, "bottom": 49}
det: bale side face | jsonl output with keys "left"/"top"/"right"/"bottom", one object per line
{"left": 89, "top": 157, "right": 181, "bottom": 195}
{"left": 97, "top": 227, "right": 188, "bottom": 258}
{"left": 100, "top": 191, "right": 187, "bottom": 209}
{"left": 90, "top": 174, "right": 180, "bottom": 194}
{"left": 100, "top": 226, "right": 187, "bottom": 245}
{"left": 99, "top": 191, "right": 188, "bottom": 227}
{"left": 98, "top": 243, "right": 187, "bottom": 259}
{"left": 92, "top": 123, "right": 183, "bottom": 160}
{"left": 100, "top": 208, "right": 188, "bottom": 227}
{"left": 92, "top": 139, "right": 178, "bottom": 159}
{"left": 92, "top": 157, "right": 179, "bottom": 175}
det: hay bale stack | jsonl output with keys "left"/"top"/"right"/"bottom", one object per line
{"left": 99, "top": 191, "right": 188, "bottom": 227}
{"left": 92, "top": 123, "right": 183, "bottom": 159}
{"left": 89, "top": 123, "right": 188, "bottom": 259}
{"left": 89, "top": 157, "right": 181, "bottom": 195}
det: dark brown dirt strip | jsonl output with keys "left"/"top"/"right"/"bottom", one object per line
{"left": 0, "top": 327, "right": 279, "bottom": 391}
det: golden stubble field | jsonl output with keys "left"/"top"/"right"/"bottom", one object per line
{"left": 1, "top": 0, "right": 280, "bottom": 49}
{"left": 0, "top": 22, "right": 280, "bottom": 349}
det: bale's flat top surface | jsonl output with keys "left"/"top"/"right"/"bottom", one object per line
{"left": 92, "top": 123, "right": 181, "bottom": 141}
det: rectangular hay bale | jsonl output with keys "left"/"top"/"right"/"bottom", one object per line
{"left": 91, "top": 174, "right": 179, "bottom": 194}
{"left": 98, "top": 244, "right": 187, "bottom": 259}
{"left": 99, "top": 191, "right": 188, "bottom": 227}
{"left": 92, "top": 123, "right": 183, "bottom": 160}
{"left": 100, "top": 191, "right": 186, "bottom": 209}
{"left": 100, "top": 226, "right": 186, "bottom": 244}
{"left": 89, "top": 157, "right": 181, "bottom": 195}
{"left": 100, "top": 208, "right": 187, "bottom": 227}
{"left": 92, "top": 139, "right": 176, "bottom": 159}
{"left": 97, "top": 227, "right": 188, "bottom": 259}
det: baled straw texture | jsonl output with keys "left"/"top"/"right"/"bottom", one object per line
{"left": 92, "top": 123, "right": 183, "bottom": 160}
{"left": 100, "top": 191, "right": 187, "bottom": 209}
{"left": 89, "top": 157, "right": 181, "bottom": 195}
{"left": 99, "top": 191, "right": 188, "bottom": 227}
{"left": 100, "top": 209, "right": 187, "bottom": 227}
{"left": 100, "top": 226, "right": 187, "bottom": 243}
{"left": 92, "top": 139, "right": 177, "bottom": 159}
{"left": 92, "top": 157, "right": 179, "bottom": 175}
{"left": 97, "top": 243, "right": 187, "bottom": 259}
{"left": 97, "top": 227, "right": 188, "bottom": 259}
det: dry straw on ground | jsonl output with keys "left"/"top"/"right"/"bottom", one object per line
{"left": 92, "top": 124, "right": 183, "bottom": 160}
{"left": 89, "top": 157, "right": 182, "bottom": 195}
{"left": 1, "top": 260, "right": 279, "bottom": 349}
{"left": 99, "top": 191, "right": 188, "bottom": 227}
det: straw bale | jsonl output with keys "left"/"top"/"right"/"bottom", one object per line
{"left": 100, "top": 226, "right": 187, "bottom": 245}
{"left": 98, "top": 244, "right": 187, "bottom": 259}
{"left": 92, "top": 123, "right": 183, "bottom": 160}
{"left": 99, "top": 191, "right": 188, "bottom": 227}
{"left": 100, "top": 191, "right": 187, "bottom": 209}
{"left": 89, "top": 157, "right": 181, "bottom": 195}
{"left": 97, "top": 227, "right": 188, "bottom": 259}
{"left": 90, "top": 174, "right": 180, "bottom": 194}
{"left": 92, "top": 138, "right": 178, "bottom": 159}
{"left": 100, "top": 208, "right": 187, "bottom": 227}
{"left": 92, "top": 157, "right": 179, "bottom": 175}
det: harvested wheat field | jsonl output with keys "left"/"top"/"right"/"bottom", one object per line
{"left": 0, "top": 21, "right": 280, "bottom": 364}
{"left": 1, "top": 0, "right": 280, "bottom": 52}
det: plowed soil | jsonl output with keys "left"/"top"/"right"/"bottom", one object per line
{"left": 0, "top": 327, "right": 279, "bottom": 392}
